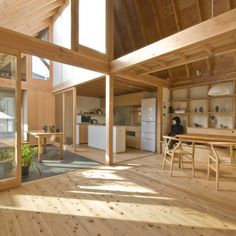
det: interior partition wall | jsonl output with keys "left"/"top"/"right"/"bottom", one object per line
{"left": 55, "top": 89, "right": 75, "bottom": 148}
{"left": 64, "top": 90, "right": 73, "bottom": 145}
{"left": 0, "top": 50, "right": 21, "bottom": 190}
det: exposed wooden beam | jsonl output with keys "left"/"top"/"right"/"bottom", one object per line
{"left": 185, "top": 64, "right": 191, "bottom": 78}
{"left": 171, "top": 71, "right": 236, "bottom": 88}
{"left": 171, "top": 0, "right": 182, "bottom": 31}
{"left": 0, "top": 26, "right": 109, "bottom": 74}
{"left": 206, "top": 57, "right": 214, "bottom": 76}
{"left": 111, "top": 8, "right": 236, "bottom": 74}
{"left": 195, "top": 0, "right": 202, "bottom": 23}
{"left": 202, "top": 45, "right": 213, "bottom": 56}
{"left": 0, "top": 77, "right": 15, "bottom": 88}
{"left": 114, "top": 71, "right": 169, "bottom": 88}
{"left": 138, "top": 41, "right": 236, "bottom": 74}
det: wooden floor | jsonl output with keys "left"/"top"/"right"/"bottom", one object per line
{"left": 0, "top": 148, "right": 236, "bottom": 235}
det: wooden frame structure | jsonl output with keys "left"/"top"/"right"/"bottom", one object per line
{"left": 0, "top": 4, "right": 235, "bottom": 180}
{"left": 0, "top": 47, "right": 21, "bottom": 190}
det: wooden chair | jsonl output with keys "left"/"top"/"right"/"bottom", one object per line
{"left": 208, "top": 142, "right": 236, "bottom": 190}
{"left": 162, "top": 136, "right": 195, "bottom": 177}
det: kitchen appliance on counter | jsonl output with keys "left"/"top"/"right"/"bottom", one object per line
{"left": 90, "top": 119, "right": 98, "bottom": 124}
{"left": 76, "top": 115, "right": 91, "bottom": 124}
{"left": 141, "top": 98, "right": 156, "bottom": 152}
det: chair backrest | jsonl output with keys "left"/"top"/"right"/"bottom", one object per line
{"left": 163, "top": 135, "right": 181, "bottom": 154}
{"left": 209, "top": 142, "right": 236, "bottom": 162}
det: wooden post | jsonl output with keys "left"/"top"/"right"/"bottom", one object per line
{"left": 156, "top": 87, "right": 163, "bottom": 154}
{"left": 62, "top": 92, "right": 66, "bottom": 144}
{"left": 16, "top": 52, "right": 22, "bottom": 185}
{"left": 105, "top": 75, "right": 113, "bottom": 165}
{"left": 72, "top": 87, "right": 77, "bottom": 151}
{"left": 71, "top": 0, "right": 78, "bottom": 51}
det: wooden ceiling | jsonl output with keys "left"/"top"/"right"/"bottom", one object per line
{"left": 0, "top": 0, "right": 235, "bottom": 89}
{"left": 0, "top": 0, "right": 66, "bottom": 37}
{"left": 76, "top": 77, "right": 156, "bottom": 98}
{"left": 113, "top": 0, "right": 236, "bottom": 58}
{"left": 113, "top": 0, "right": 236, "bottom": 86}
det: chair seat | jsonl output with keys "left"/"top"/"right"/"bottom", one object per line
{"left": 162, "top": 135, "right": 195, "bottom": 177}
{"left": 168, "top": 148, "right": 192, "bottom": 156}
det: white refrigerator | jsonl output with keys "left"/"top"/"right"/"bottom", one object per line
{"left": 141, "top": 98, "right": 156, "bottom": 152}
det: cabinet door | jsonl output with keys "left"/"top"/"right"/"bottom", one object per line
{"left": 79, "top": 125, "right": 88, "bottom": 144}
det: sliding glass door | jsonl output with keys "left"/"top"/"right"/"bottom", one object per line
{"left": 0, "top": 51, "right": 21, "bottom": 190}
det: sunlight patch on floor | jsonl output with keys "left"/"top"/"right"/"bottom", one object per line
{"left": 0, "top": 194, "right": 234, "bottom": 230}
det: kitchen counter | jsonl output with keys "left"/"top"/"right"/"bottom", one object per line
{"left": 88, "top": 125, "right": 126, "bottom": 153}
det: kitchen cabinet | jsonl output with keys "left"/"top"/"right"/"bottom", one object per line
{"left": 126, "top": 126, "right": 140, "bottom": 149}
{"left": 76, "top": 124, "right": 88, "bottom": 144}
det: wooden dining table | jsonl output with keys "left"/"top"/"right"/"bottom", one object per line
{"left": 176, "top": 133, "right": 236, "bottom": 164}
{"left": 28, "top": 130, "right": 64, "bottom": 162}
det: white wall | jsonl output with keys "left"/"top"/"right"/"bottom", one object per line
{"left": 77, "top": 96, "right": 105, "bottom": 124}
{"left": 52, "top": 1, "right": 104, "bottom": 88}
{"left": 77, "top": 96, "right": 101, "bottom": 114}
{"left": 52, "top": 1, "right": 71, "bottom": 48}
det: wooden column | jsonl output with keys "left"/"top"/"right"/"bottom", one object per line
{"left": 105, "top": 75, "right": 113, "bottom": 165}
{"left": 71, "top": 0, "right": 78, "bottom": 51}
{"left": 156, "top": 87, "right": 163, "bottom": 154}
{"left": 16, "top": 52, "right": 22, "bottom": 185}
{"left": 62, "top": 92, "right": 66, "bottom": 144}
{"left": 72, "top": 87, "right": 77, "bottom": 151}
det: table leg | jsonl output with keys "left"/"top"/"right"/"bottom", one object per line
{"left": 60, "top": 135, "right": 64, "bottom": 160}
{"left": 192, "top": 142, "right": 195, "bottom": 177}
{"left": 37, "top": 137, "right": 42, "bottom": 163}
{"left": 43, "top": 137, "right": 47, "bottom": 154}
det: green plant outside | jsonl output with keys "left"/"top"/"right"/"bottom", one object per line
{"left": 21, "top": 144, "right": 36, "bottom": 167}
{"left": 0, "top": 149, "right": 14, "bottom": 162}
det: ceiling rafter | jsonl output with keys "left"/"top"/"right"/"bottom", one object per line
{"left": 122, "top": 1, "right": 136, "bottom": 51}
{"left": 195, "top": 0, "right": 202, "bottom": 23}
{"left": 171, "top": 0, "right": 182, "bottom": 32}
{"left": 150, "top": 0, "right": 163, "bottom": 39}
{"left": 0, "top": 0, "right": 64, "bottom": 26}
{"left": 133, "top": 0, "right": 148, "bottom": 46}
{"left": 170, "top": 0, "right": 193, "bottom": 80}
{"left": 111, "top": 9, "right": 236, "bottom": 75}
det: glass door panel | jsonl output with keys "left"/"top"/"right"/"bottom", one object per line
{"left": 0, "top": 52, "right": 20, "bottom": 190}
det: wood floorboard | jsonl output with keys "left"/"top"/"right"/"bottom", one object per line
{"left": 0, "top": 148, "right": 236, "bottom": 235}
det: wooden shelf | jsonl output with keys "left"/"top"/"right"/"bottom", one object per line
{"left": 169, "top": 81, "right": 235, "bottom": 130}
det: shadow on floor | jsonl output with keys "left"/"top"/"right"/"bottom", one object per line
{"left": 22, "top": 146, "right": 101, "bottom": 183}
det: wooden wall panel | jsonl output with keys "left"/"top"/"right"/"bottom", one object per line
{"left": 28, "top": 90, "right": 55, "bottom": 144}
{"left": 101, "top": 91, "right": 150, "bottom": 107}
